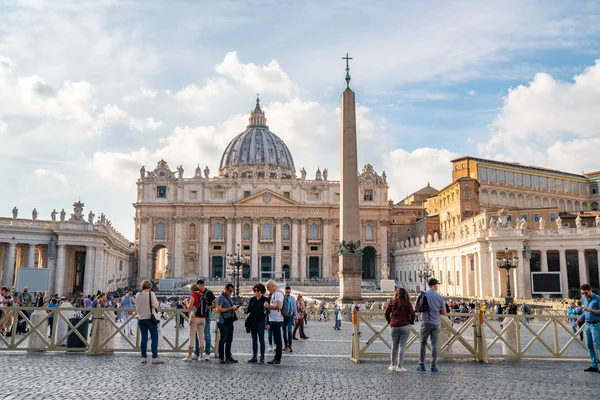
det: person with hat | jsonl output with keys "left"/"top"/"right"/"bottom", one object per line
{"left": 416, "top": 278, "right": 446, "bottom": 373}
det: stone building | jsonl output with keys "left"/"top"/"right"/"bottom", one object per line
{"left": 393, "top": 156, "right": 600, "bottom": 299}
{"left": 0, "top": 202, "right": 133, "bottom": 295}
{"left": 134, "top": 98, "right": 390, "bottom": 283}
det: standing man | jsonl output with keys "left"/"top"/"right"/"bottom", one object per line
{"left": 282, "top": 286, "right": 298, "bottom": 352}
{"left": 17, "top": 286, "right": 34, "bottom": 320}
{"left": 194, "top": 279, "right": 216, "bottom": 361}
{"left": 265, "top": 280, "right": 284, "bottom": 364}
{"left": 121, "top": 291, "right": 134, "bottom": 335}
{"left": 416, "top": 278, "right": 446, "bottom": 373}
{"left": 579, "top": 283, "right": 600, "bottom": 372}
{"left": 216, "top": 283, "right": 238, "bottom": 364}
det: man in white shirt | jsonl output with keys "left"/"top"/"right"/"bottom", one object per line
{"left": 265, "top": 280, "right": 284, "bottom": 365}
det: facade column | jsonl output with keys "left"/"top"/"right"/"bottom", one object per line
{"left": 275, "top": 217, "right": 282, "bottom": 276}
{"left": 93, "top": 246, "right": 105, "bottom": 293}
{"left": 226, "top": 217, "right": 234, "bottom": 256}
{"left": 201, "top": 217, "right": 209, "bottom": 278}
{"left": 291, "top": 218, "right": 299, "bottom": 278}
{"left": 251, "top": 217, "right": 259, "bottom": 278}
{"left": 2, "top": 242, "right": 16, "bottom": 287}
{"left": 475, "top": 251, "right": 483, "bottom": 297}
{"left": 521, "top": 251, "right": 532, "bottom": 298}
{"left": 54, "top": 244, "right": 66, "bottom": 295}
{"left": 139, "top": 217, "right": 150, "bottom": 280}
{"left": 234, "top": 217, "right": 242, "bottom": 248}
{"left": 578, "top": 249, "right": 588, "bottom": 286}
{"left": 300, "top": 218, "right": 307, "bottom": 279}
{"left": 379, "top": 220, "right": 389, "bottom": 280}
{"left": 27, "top": 244, "right": 36, "bottom": 268}
{"left": 322, "top": 219, "right": 331, "bottom": 278}
{"left": 559, "top": 249, "right": 568, "bottom": 298}
{"left": 462, "top": 255, "right": 470, "bottom": 297}
{"left": 83, "top": 246, "right": 95, "bottom": 296}
{"left": 173, "top": 216, "right": 183, "bottom": 278}
{"left": 489, "top": 249, "right": 498, "bottom": 297}
{"left": 540, "top": 250, "right": 548, "bottom": 272}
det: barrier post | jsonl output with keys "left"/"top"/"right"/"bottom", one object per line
{"left": 478, "top": 310, "right": 489, "bottom": 363}
{"left": 350, "top": 308, "right": 361, "bottom": 363}
{"left": 87, "top": 308, "right": 102, "bottom": 356}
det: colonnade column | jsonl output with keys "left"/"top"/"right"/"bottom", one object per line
{"left": 234, "top": 217, "right": 242, "bottom": 249}
{"left": 2, "top": 243, "right": 16, "bottom": 287}
{"left": 93, "top": 246, "right": 105, "bottom": 293}
{"left": 54, "top": 244, "right": 66, "bottom": 296}
{"left": 27, "top": 244, "right": 36, "bottom": 268}
{"left": 201, "top": 217, "right": 209, "bottom": 278}
{"left": 173, "top": 216, "right": 183, "bottom": 277}
{"left": 559, "top": 249, "right": 568, "bottom": 298}
{"left": 275, "top": 217, "right": 282, "bottom": 276}
{"left": 300, "top": 218, "right": 307, "bottom": 279}
{"left": 322, "top": 219, "right": 331, "bottom": 278}
{"left": 251, "top": 218, "right": 259, "bottom": 278}
{"left": 539, "top": 249, "right": 548, "bottom": 298}
{"left": 578, "top": 249, "right": 588, "bottom": 287}
{"left": 462, "top": 255, "right": 470, "bottom": 297}
{"left": 291, "top": 218, "right": 298, "bottom": 278}
{"left": 83, "top": 245, "right": 95, "bottom": 296}
{"left": 489, "top": 249, "right": 498, "bottom": 297}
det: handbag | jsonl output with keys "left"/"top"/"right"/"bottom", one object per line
{"left": 149, "top": 292, "right": 160, "bottom": 325}
{"left": 223, "top": 294, "right": 238, "bottom": 325}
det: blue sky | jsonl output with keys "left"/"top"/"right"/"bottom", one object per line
{"left": 1, "top": 0, "right": 600, "bottom": 238}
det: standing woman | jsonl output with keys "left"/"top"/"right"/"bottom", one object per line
{"left": 385, "top": 288, "right": 415, "bottom": 372}
{"left": 135, "top": 280, "right": 164, "bottom": 364}
{"left": 183, "top": 284, "right": 206, "bottom": 361}
{"left": 292, "top": 295, "right": 309, "bottom": 340}
{"left": 333, "top": 303, "right": 342, "bottom": 330}
{"left": 245, "top": 283, "right": 269, "bottom": 364}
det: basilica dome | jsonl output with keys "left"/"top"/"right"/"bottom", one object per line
{"left": 219, "top": 98, "right": 296, "bottom": 179}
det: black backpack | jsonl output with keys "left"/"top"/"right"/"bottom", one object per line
{"left": 415, "top": 291, "right": 429, "bottom": 314}
{"left": 193, "top": 292, "right": 208, "bottom": 317}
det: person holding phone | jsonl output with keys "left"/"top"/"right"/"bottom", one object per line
{"left": 217, "top": 283, "right": 238, "bottom": 364}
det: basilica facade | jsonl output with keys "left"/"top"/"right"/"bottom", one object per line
{"left": 134, "top": 99, "right": 390, "bottom": 283}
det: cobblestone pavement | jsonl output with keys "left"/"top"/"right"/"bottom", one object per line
{"left": 2, "top": 319, "right": 599, "bottom": 400}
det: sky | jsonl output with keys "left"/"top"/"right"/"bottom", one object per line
{"left": 1, "top": 0, "right": 600, "bottom": 239}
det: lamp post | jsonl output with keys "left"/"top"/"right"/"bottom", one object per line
{"left": 227, "top": 244, "right": 250, "bottom": 303}
{"left": 496, "top": 247, "right": 519, "bottom": 304}
{"left": 418, "top": 263, "right": 432, "bottom": 290}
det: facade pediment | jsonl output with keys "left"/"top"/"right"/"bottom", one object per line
{"left": 235, "top": 189, "right": 299, "bottom": 206}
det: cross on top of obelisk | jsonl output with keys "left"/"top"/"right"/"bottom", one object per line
{"left": 343, "top": 53, "right": 353, "bottom": 88}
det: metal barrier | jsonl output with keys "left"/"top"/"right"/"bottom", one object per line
{"left": 350, "top": 309, "right": 589, "bottom": 363}
{"left": 0, "top": 306, "right": 247, "bottom": 357}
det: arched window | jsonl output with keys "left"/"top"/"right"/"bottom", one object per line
{"left": 310, "top": 223, "right": 319, "bottom": 239}
{"left": 189, "top": 223, "right": 197, "bottom": 240}
{"left": 243, "top": 224, "right": 251, "bottom": 240}
{"left": 365, "top": 225, "right": 374, "bottom": 241}
{"left": 262, "top": 223, "right": 272, "bottom": 238}
{"left": 213, "top": 222, "right": 223, "bottom": 238}
{"left": 155, "top": 223, "right": 165, "bottom": 239}
{"left": 283, "top": 224, "right": 290, "bottom": 240}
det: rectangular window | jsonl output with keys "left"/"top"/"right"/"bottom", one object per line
{"left": 580, "top": 182, "right": 587, "bottom": 195}
{"left": 243, "top": 245, "right": 250, "bottom": 251}
{"left": 157, "top": 186, "right": 167, "bottom": 198}
{"left": 523, "top": 174, "right": 531, "bottom": 187}
{"left": 308, "top": 192, "right": 320, "bottom": 200}
{"left": 564, "top": 180, "right": 571, "bottom": 193}
{"left": 581, "top": 222, "right": 588, "bottom": 228}
{"left": 572, "top": 182, "right": 579, "bottom": 195}
{"left": 556, "top": 180, "right": 564, "bottom": 192}
{"left": 505, "top": 171, "right": 514, "bottom": 186}
{"left": 364, "top": 189, "right": 374, "bottom": 201}
{"left": 213, "top": 191, "right": 224, "bottom": 199}
{"left": 548, "top": 178, "right": 556, "bottom": 191}
{"left": 244, "top": 191, "right": 251, "bottom": 198}
{"left": 310, "top": 246, "right": 319, "bottom": 251}
{"left": 515, "top": 173, "right": 523, "bottom": 186}
{"left": 549, "top": 213, "right": 556, "bottom": 222}
{"left": 533, "top": 213, "right": 540, "bottom": 222}
{"left": 507, "top": 215, "right": 513, "bottom": 222}
{"left": 497, "top": 170, "right": 505, "bottom": 184}
{"left": 213, "top": 245, "right": 222, "bottom": 250}
{"left": 283, "top": 245, "right": 290, "bottom": 251}
{"left": 532, "top": 175, "right": 539, "bottom": 189}
{"left": 464, "top": 191, "right": 471, "bottom": 198}
{"left": 463, "top": 183, "right": 469, "bottom": 189}
{"left": 591, "top": 182, "right": 599, "bottom": 194}
{"left": 520, "top": 213, "right": 528, "bottom": 221}
{"left": 334, "top": 193, "right": 340, "bottom": 202}
{"left": 478, "top": 166, "right": 488, "bottom": 182}
{"left": 540, "top": 176, "right": 548, "bottom": 190}
{"left": 189, "top": 190, "right": 197, "bottom": 200}
{"left": 456, "top": 271, "right": 460, "bottom": 286}
{"left": 488, "top": 169, "right": 497, "bottom": 183}
{"left": 406, "top": 228, "right": 411, "bottom": 232}
{"left": 283, "top": 192, "right": 290, "bottom": 198}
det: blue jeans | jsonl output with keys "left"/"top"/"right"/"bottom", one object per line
{"left": 138, "top": 319, "right": 159, "bottom": 359}
{"left": 270, "top": 321, "right": 283, "bottom": 361}
{"left": 584, "top": 322, "right": 600, "bottom": 368}
{"left": 268, "top": 326, "right": 273, "bottom": 345}
{"left": 195, "top": 310, "right": 212, "bottom": 356}
{"left": 251, "top": 320, "right": 266, "bottom": 360}
{"left": 218, "top": 321, "right": 234, "bottom": 360}
{"left": 283, "top": 316, "right": 294, "bottom": 347}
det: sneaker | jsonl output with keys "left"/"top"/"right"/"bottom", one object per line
{"left": 267, "top": 359, "right": 281, "bottom": 365}
{"left": 151, "top": 358, "right": 165, "bottom": 365}
{"left": 431, "top": 367, "right": 439, "bottom": 372}
{"left": 218, "top": 359, "right": 226, "bottom": 364}
{"left": 259, "top": 358, "right": 265, "bottom": 364}
{"left": 247, "top": 359, "right": 258, "bottom": 363}
{"left": 267, "top": 345, "right": 273, "bottom": 352}
{"left": 140, "top": 357, "right": 148, "bottom": 364}
{"left": 388, "top": 364, "right": 395, "bottom": 371}
{"left": 395, "top": 366, "right": 407, "bottom": 372}
{"left": 584, "top": 366, "right": 599, "bottom": 372}
{"left": 204, "top": 354, "right": 210, "bottom": 361}
{"left": 191, "top": 355, "right": 199, "bottom": 361}
{"left": 226, "top": 358, "right": 238, "bottom": 363}
{"left": 416, "top": 364, "right": 426, "bottom": 371}
{"left": 182, "top": 356, "right": 193, "bottom": 362}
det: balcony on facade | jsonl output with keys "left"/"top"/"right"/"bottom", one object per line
{"left": 153, "top": 236, "right": 167, "bottom": 242}
{"left": 259, "top": 236, "right": 273, "bottom": 243}
{"left": 307, "top": 238, "right": 321, "bottom": 244}
{"left": 210, "top": 236, "right": 225, "bottom": 244}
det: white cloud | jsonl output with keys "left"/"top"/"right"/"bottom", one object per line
{"left": 33, "top": 168, "right": 69, "bottom": 186}
{"left": 175, "top": 79, "right": 235, "bottom": 114}
{"left": 479, "top": 60, "right": 600, "bottom": 173}
{"left": 123, "top": 87, "right": 157, "bottom": 102}
{"left": 0, "top": 117, "right": 6, "bottom": 134}
{"left": 467, "top": 89, "right": 476, "bottom": 96}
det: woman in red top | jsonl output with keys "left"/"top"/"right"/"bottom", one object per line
{"left": 183, "top": 284, "right": 206, "bottom": 361}
{"left": 385, "top": 288, "right": 415, "bottom": 372}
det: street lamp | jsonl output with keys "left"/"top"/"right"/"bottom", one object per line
{"left": 226, "top": 244, "right": 250, "bottom": 303}
{"left": 496, "top": 247, "right": 519, "bottom": 304}
{"left": 418, "top": 263, "right": 432, "bottom": 284}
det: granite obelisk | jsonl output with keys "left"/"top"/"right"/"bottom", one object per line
{"left": 337, "top": 54, "right": 363, "bottom": 304}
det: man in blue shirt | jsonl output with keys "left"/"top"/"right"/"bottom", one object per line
{"left": 579, "top": 283, "right": 600, "bottom": 372}
{"left": 416, "top": 278, "right": 446, "bottom": 373}
{"left": 282, "top": 286, "right": 298, "bottom": 353}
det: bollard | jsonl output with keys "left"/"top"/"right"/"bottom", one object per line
{"left": 27, "top": 309, "right": 49, "bottom": 352}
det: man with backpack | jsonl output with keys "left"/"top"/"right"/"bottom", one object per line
{"left": 282, "top": 286, "right": 298, "bottom": 352}
{"left": 415, "top": 278, "right": 446, "bottom": 372}
{"left": 194, "top": 280, "right": 217, "bottom": 361}
{"left": 183, "top": 283, "right": 208, "bottom": 361}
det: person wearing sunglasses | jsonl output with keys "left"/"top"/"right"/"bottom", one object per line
{"left": 244, "top": 283, "right": 269, "bottom": 364}
{"left": 579, "top": 284, "right": 600, "bottom": 372}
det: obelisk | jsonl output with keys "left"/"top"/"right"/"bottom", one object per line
{"left": 337, "top": 53, "right": 363, "bottom": 304}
